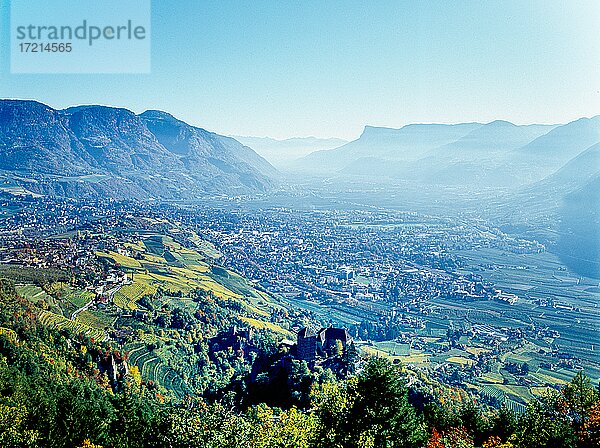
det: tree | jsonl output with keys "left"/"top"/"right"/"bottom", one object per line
{"left": 583, "top": 400, "right": 600, "bottom": 447}
{"left": 562, "top": 371, "right": 599, "bottom": 425}
{"left": 482, "top": 435, "right": 516, "bottom": 448}
{"left": 171, "top": 307, "right": 194, "bottom": 329}
{"left": 515, "top": 399, "right": 577, "bottom": 448}
{"left": 350, "top": 358, "right": 426, "bottom": 447}
{"left": 440, "top": 426, "right": 474, "bottom": 448}
{"left": 459, "top": 400, "right": 492, "bottom": 446}
{"left": 154, "top": 312, "right": 171, "bottom": 328}
{"left": 247, "top": 404, "right": 318, "bottom": 448}
{"left": 427, "top": 428, "right": 444, "bottom": 448}
{"left": 328, "top": 339, "right": 343, "bottom": 357}
{"left": 310, "top": 379, "right": 352, "bottom": 446}
{"left": 312, "top": 357, "right": 426, "bottom": 448}
{"left": 77, "top": 440, "right": 104, "bottom": 448}
{"left": 111, "top": 380, "right": 161, "bottom": 448}
{"left": 0, "top": 402, "right": 40, "bottom": 447}
{"left": 343, "top": 341, "right": 359, "bottom": 376}
{"left": 491, "top": 405, "right": 517, "bottom": 442}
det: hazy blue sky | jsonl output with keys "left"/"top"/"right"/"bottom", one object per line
{"left": 1, "top": 0, "right": 599, "bottom": 139}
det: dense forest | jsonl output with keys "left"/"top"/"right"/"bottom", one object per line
{"left": 0, "top": 278, "right": 598, "bottom": 448}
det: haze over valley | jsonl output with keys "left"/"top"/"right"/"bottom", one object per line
{"left": 4, "top": 100, "right": 596, "bottom": 277}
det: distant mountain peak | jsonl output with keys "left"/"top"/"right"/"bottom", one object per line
{"left": 361, "top": 124, "right": 396, "bottom": 133}
{"left": 360, "top": 122, "right": 487, "bottom": 139}
{"left": 572, "top": 115, "right": 600, "bottom": 128}
{"left": 515, "top": 115, "right": 600, "bottom": 158}
{"left": 64, "top": 104, "right": 136, "bottom": 116}
{"left": 139, "top": 109, "right": 179, "bottom": 122}
{"left": 485, "top": 119, "right": 516, "bottom": 127}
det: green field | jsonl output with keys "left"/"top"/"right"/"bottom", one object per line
{"left": 375, "top": 341, "right": 411, "bottom": 356}
{"left": 65, "top": 288, "right": 95, "bottom": 308}
{"left": 113, "top": 278, "right": 157, "bottom": 310}
{"left": 76, "top": 309, "right": 115, "bottom": 329}
{"left": 97, "top": 251, "right": 142, "bottom": 269}
{"left": 16, "top": 284, "right": 51, "bottom": 303}
{"left": 124, "top": 341, "right": 191, "bottom": 398}
{"left": 239, "top": 316, "right": 293, "bottom": 337}
{"left": 360, "top": 329, "right": 597, "bottom": 406}
{"left": 39, "top": 310, "right": 107, "bottom": 341}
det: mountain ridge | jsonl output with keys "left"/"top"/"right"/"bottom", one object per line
{"left": 297, "top": 117, "right": 598, "bottom": 190}
{"left": 294, "top": 122, "right": 483, "bottom": 173}
{"left": 0, "top": 99, "right": 278, "bottom": 199}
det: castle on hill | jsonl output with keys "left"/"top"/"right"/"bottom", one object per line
{"left": 297, "top": 326, "right": 354, "bottom": 362}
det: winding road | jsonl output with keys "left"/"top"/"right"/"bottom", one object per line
{"left": 71, "top": 284, "right": 123, "bottom": 321}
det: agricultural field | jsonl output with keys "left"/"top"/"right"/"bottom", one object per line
{"left": 75, "top": 309, "right": 116, "bottom": 330}
{"left": 454, "top": 248, "right": 600, "bottom": 364}
{"left": 283, "top": 295, "right": 363, "bottom": 328}
{"left": 359, "top": 308, "right": 600, "bottom": 411}
{"left": 358, "top": 344, "right": 399, "bottom": 360}
{"left": 15, "top": 281, "right": 111, "bottom": 334}
{"left": 95, "top": 232, "right": 291, "bottom": 336}
{"left": 96, "top": 250, "right": 142, "bottom": 269}
{"left": 99, "top": 233, "right": 283, "bottom": 323}
{"left": 58, "top": 174, "right": 110, "bottom": 183}
{"left": 16, "top": 284, "right": 52, "bottom": 304}
{"left": 239, "top": 316, "right": 293, "bottom": 337}
{"left": 457, "top": 248, "right": 600, "bottom": 308}
{"left": 362, "top": 331, "right": 598, "bottom": 406}
{"left": 63, "top": 287, "right": 95, "bottom": 308}
{"left": 124, "top": 341, "right": 192, "bottom": 399}
{"left": 113, "top": 277, "right": 157, "bottom": 310}
{"left": 0, "top": 182, "right": 41, "bottom": 197}
{"left": 38, "top": 309, "right": 107, "bottom": 341}
{"left": 351, "top": 282, "right": 599, "bottom": 407}
{"left": 374, "top": 341, "right": 411, "bottom": 356}
{"left": 358, "top": 343, "right": 429, "bottom": 364}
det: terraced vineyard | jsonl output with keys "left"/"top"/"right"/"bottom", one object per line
{"left": 10, "top": 230, "right": 299, "bottom": 400}
{"left": 189, "top": 232, "right": 221, "bottom": 259}
{"left": 75, "top": 309, "right": 115, "bottom": 329}
{"left": 125, "top": 342, "right": 190, "bottom": 398}
{"left": 65, "top": 288, "right": 95, "bottom": 308}
{"left": 127, "top": 344, "right": 155, "bottom": 369}
{"left": 479, "top": 384, "right": 505, "bottom": 402}
{"left": 38, "top": 310, "right": 107, "bottom": 341}
{"left": 113, "top": 279, "right": 157, "bottom": 310}
{"left": 96, "top": 250, "right": 142, "bottom": 269}
{"left": 99, "top": 233, "right": 281, "bottom": 325}
{"left": 16, "top": 284, "right": 52, "bottom": 303}
{"left": 505, "top": 399, "right": 527, "bottom": 414}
